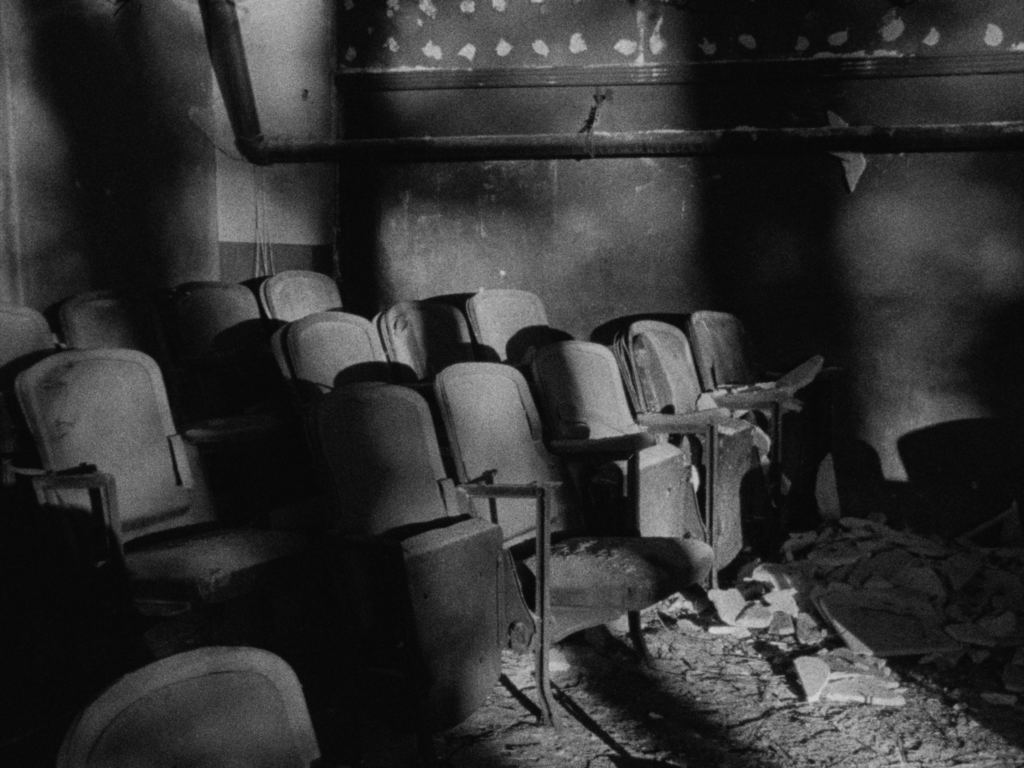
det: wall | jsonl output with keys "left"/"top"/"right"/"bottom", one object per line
{"left": 337, "top": 0, "right": 1024, "bottom": 532}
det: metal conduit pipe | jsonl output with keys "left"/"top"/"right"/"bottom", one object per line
{"left": 198, "top": 0, "right": 1024, "bottom": 165}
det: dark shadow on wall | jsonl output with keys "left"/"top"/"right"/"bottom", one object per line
{"left": 23, "top": 0, "right": 214, "bottom": 305}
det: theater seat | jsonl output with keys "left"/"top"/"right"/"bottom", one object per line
{"left": 375, "top": 300, "right": 476, "bottom": 382}
{"left": 259, "top": 270, "right": 342, "bottom": 324}
{"left": 465, "top": 288, "right": 570, "bottom": 365}
{"left": 56, "top": 646, "right": 321, "bottom": 768}
{"left": 16, "top": 349, "right": 308, "bottom": 613}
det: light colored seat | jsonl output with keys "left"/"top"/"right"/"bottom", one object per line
{"left": 260, "top": 270, "right": 342, "bottom": 323}
{"left": 16, "top": 349, "right": 308, "bottom": 609}
{"left": 375, "top": 300, "right": 475, "bottom": 382}
{"left": 58, "top": 290, "right": 165, "bottom": 358}
{"left": 57, "top": 646, "right": 320, "bottom": 768}
{"left": 465, "top": 288, "right": 567, "bottom": 365}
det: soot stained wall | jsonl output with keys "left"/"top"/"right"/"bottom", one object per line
{"left": 339, "top": 0, "right": 1024, "bottom": 532}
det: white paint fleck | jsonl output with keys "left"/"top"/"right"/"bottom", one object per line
{"left": 880, "top": 12, "right": 905, "bottom": 42}
{"left": 923, "top": 27, "right": 940, "bottom": 46}
{"left": 738, "top": 34, "right": 756, "bottom": 50}
{"left": 614, "top": 39, "right": 638, "bottom": 57}
{"left": 492, "top": 0, "right": 507, "bottom": 10}
{"left": 385, "top": 37, "right": 400, "bottom": 52}
{"left": 871, "top": 50, "right": 903, "bottom": 57}
{"left": 418, "top": 0, "right": 437, "bottom": 19}
{"left": 458, "top": 43, "right": 476, "bottom": 61}
{"left": 985, "top": 23, "right": 1004, "bottom": 47}
{"left": 344, "top": 0, "right": 355, "bottom": 11}
{"left": 496, "top": 38, "right": 513, "bottom": 57}
{"left": 828, "top": 30, "right": 848, "bottom": 46}
{"left": 345, "top": 47, "right": 357, "bottom": 62}
{"left": 532, "top": 39, "right": 550, "bottom": 57}
{"left": 569, "top": 32, "right": 587, "bottom": 54}
{"left": 699, "top": 38, "right": 716, "bottom": 56}
{"left": 422, "top": 40, "right": 443, "bottom": 60}
{"left": 499, "top": 269, "right": 507, "bottom": 278}
{"left": 1012, "top": 42, "right": 1024, "bottom": 51}
{"left": 795, "top": 36, "right": 810, "bottom": 52}
{"left": 530, "top": 0, "right": 544, "bottom": 4}
{"left": 417, "top": 18, "right": 423, "bottom": 26}
{"left": 460, "top": 0, "right": 475, "bottom": 11}
{"left": 649, "top": 16, "right": 666, "bottom": 55}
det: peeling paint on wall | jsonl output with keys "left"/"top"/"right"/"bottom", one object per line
{"left": 923, "top": 28, "right": 940, "bottom": 46}
{"left": 613, "top": 39, "right": 637, "bottom": 57}
{"left": 532, "top": 39, "right": 550, "bottom": 57}
{"left": 496, "top": 38, "right": 512, "bottom": 56}
{"left": 738, "top": 34, "right": 757, "bottom": 50}
{"left": 459, "top": 43, "right": 476, "bottom": 61}
{"left": 422, "top": 40, "right": 443, "bottom": 59}
{"left": 984, "top": 23, "right": 1004, "bottom": 47}
{"left": 569, "top": 32, "right": 587, "bottom": 54}
{"left": 828, "top": 30, "right": 849, "bottom": 47}
{"left": 880, "top": 12, "right": 905, "bottom": 43}
{"left": 649, "top": 17, "right": 666, "bottom": 56}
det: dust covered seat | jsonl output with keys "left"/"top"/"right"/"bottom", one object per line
{"left": 375, "top": 300, "right": 476, "bottom": 382}
{"left": 56, "top": 646, "right": 321, "bottom": 768}
{"left": 465, "top": 288, "right": 570, "bottom": 365}
{"left": 435, "top": 362, "right": 713, "bottom": 645}
{"left": 15, "top": 349, "right": 308, "bottom": 610}
{"left": 59, "top": 290, "right": 166, "bottom": 360}
{"left": 272, "top": 311, "right": 396, "bottom": 408}
{"left": 309, "top": 382, "right": 503, "bottom": 732}
{"left": 613, "top": 320, "right": 765, "bottom": 567}
{"left": 0, "top": 304, "right": 55, "bottom": 484}
{"left": 259, "top": 269, "right": 342, "bottom": 324}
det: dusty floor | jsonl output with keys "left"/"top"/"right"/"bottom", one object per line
{"left": 408, "top": 609, "right": 1024, "bottom": 768}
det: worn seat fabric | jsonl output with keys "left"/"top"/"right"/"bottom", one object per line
{"left": 435, "top": 362, "right": 713, "bottom": 641}
{"left": 16, "top": 349, "right": 308, "bottom": 607}
{"left": 56, "top": 646, "right": 321, "bottom": 768}
{"left": 376, "top": 300, "right": 476, "bottom": 382}
{"left": 259, "top": 270, "right": 342, "bottom": 324}
{"left": 465, "top": 289, "right": 568, "bottom": 365}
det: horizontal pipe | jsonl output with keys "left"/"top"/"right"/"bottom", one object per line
{"left": 199, "top": 0, "right": 1024, "bottom": 166}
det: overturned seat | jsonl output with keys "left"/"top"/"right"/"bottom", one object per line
{"left": 57, "top": 646, "right": 321, "bottom": 768}
{"left": 375, "top": 300, "right": 476, "bottom": 382}
{"left": 309, "top": 382, "right": 504, "bottom": 732}
{"left": 435, "top": 362, "right": 714, "bottom": 651}
{"left": 530, "top": 340, "right": 740, "bottom": 570}
{"left": 259, "top": 270, "right": 342, "bottom": 324}
{"left": 465, "top": 288, "right": 570, "bottom": 365}
{"left": 613, "top": 320, "right": 767, "bottom": 564}
{"left": 16, "top": 349, "right": 308, "bottom": 612}
{"left": 272, "top": 311, "right": 396, "bottom": 408}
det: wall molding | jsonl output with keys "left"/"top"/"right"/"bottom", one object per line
{"left": 337, "top": 52, "right": 1024, "bottom": 93}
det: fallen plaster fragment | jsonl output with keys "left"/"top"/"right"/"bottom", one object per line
{"left": 492, "top": 0, "right": 507, "bottom": 10}
{"left": 569, "top": 33, "right": 587, "bottom": 54}
{"left": 968, "top": 648, "right": 991, "bottom": 664}
{"left": 816, "top": 591, "right": 956, "bottom": 657}
{"left": 614, "top": 39, "right": 638, "bottom": 57}
{"left": 822, "top": 677, "right": 906, "bottom": 706}
{"left": 769, "top": 611, "right": 795, "bottom": 636}
{"left": 794, "top": 656, "right": 830, "bottom": 702}
{"left": 985, "top": 24, "right": 1004, "bottom": 47}
{"left": 738, "top": 34, "right": 757, "bottom": 50}
{"left": 385, "top": 37, "right": 399, "bottom": 52}
{"left": 1003, "top": 658, "right": 1024, "bottom": 693}
{"left": 828, "top": 30, "right": 849, "bottom": 47}
{"left": 708, "top": 624, "right": 751, "bottom": 638}
{"left": 649, "top": 17, "right": 666, "bottom": 56}
{"left": 945, "top": 623, "right": 1001, "bottom": 648}
{"left": 422, "top": 41, "right": 443, "bottom": 60}
{"left": 708, "top": 588, "right": 747, "bottom": 626}
{"left": 980, "top": 692, "right": 1018, "bottom": 706}
{"left": 736, "top": 603, "right": 774, "bottom": 630}
{"left": 764, "top": 589, "right": 800, "bottom": 617}
{"left": 977, "top": 611, "right": 1018, "bottom": 638}
{"left": 496, "top": 38, "right": 512, "bottom": 57}
{"left": 924, "top": 28, "right": 940, "bottom": 46}
{"left": 458, "top": 43, "right": 475, "bottom": 62}
{"left": 460, "top": 0, "right": 475, "bottom": 12}
{"left": 795, "top": 612, "right": 826, "bottom": 646}
{"left": 532, "top": 40, "right": 550, "bottom": 57}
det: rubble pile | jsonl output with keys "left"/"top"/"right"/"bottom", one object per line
{"left": 690, "top": 511, "right": 1024, "bottom": 707}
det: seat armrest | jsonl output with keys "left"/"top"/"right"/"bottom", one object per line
{"left": 548, "top": 433, "right": 656, "bottom": 457}
{"left": 32, "top": 468, "right": 123, "bottom": 561}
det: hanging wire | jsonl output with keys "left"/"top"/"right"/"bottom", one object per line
{"left": 252, "top": 165, "right": 275, "bottom": 277}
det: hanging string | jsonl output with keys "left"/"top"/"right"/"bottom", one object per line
{"left": 252, "top": 165, "right": 275, "bottom": 278}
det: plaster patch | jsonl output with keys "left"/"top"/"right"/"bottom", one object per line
{"left": 1011, "top": 42, "right": 1024, "bottom": 51}
{"left": 492, "top": 0, "right": 507, "bottom": 10}
{"left": 422, "top": 40, "right": 443, "bottom": 60}
{"left": 880, "top": 12, "right": 905, "bottom": 42}
{"left": 460, "top": 0, "right": 475, "bottom": 11}
{"left": 699, "top": 38, "right": 716, "bottom": 55}
{"left": 828, "top": 30, "right": 848, "bottom": 46}
{"left": 496, "top": 38, "right": 513, "bottom": 57}
{"left": 385, "top": 37, "right": 400, "bottom": 52}
{"left": 649, "top": 17, "right": 666, "bottom": 55}
{"left": 417, "top": 18, "right": 423, "bottom": 26}
{"left": 569, "top": 32, "right": 587, "bottom": 54}
{"left": 345, "top": 47, "right": 357, "bottom": 62}
{"left": 738, "top": 34, "right": 756, "bottom": 50}
{"left": 344, "top": 0, "right": 355, "bottom": 10}
{"left": 795, "top": 36, "right": 810, "bottom": 52}
{"left": 418, "top": 0, "right": 437, "bottom": 19}
{"left": 532, "top": 40, "right": 550, "bottom": 57}
{"left": 923, "top": 28, "right": 940, "bottom": 46}
{"left": 985, "top": 24, "right": 1004, "bottom": 47}
{"left": 614, "top": 39, "right": 638, "bottom": 57}
{"left": 458, "top": 43, "right": 476, "bottom": 61}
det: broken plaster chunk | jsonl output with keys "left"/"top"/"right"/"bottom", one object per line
{"left": 763, "top": 588, "right": 800, "bottom": 617}
{"left": 807, "top": 542, "right": 867, "bottom": 569}
{"left": 795, "top": 612, "right": 827, "bottom": 646}
{"left": 945, "top": 623, "right": 1001, "bottom": 648}
{"left": 735, "top": 603, "right": 774, "bottom": 630}
{"left": 794, "top": 655, "right": 830, "bottom": 702}
{"left": 781, "top": 530, "right": 818, "bottom": 558}
{"left": 707, "top": 624, "right": 751, "bottom": 638}
{"left": 940, "top": 552, "right": 985, "bottom": 591}
{"left": 821, "top": 677, "right": 906, "bottom": 707}
{"left": 980, "top": 692, "right": 1018, "bottom": 706}
{"left": 968, "top": 648, "right": 991, "bottom": 665}
{"left": 708, "top": 588, "right": 747, "bottom": 626}
{"left": 977, "top": 611, "right": 1019, "bottom": 638}
{"left": 769, "top": 611, "right": 796, "bottom": 636}
{"left": 1002, "top": 661, "right": 1024, "bottom": 693}
{"left": 745, "top": 562, "right": 805, "bottom": 592}
{"left": 890, "top": 565, "right": 947, "bottom": 602}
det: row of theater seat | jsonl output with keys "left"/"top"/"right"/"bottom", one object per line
{"left": 0, "top": 273, "right": 824, "bottom": 766}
